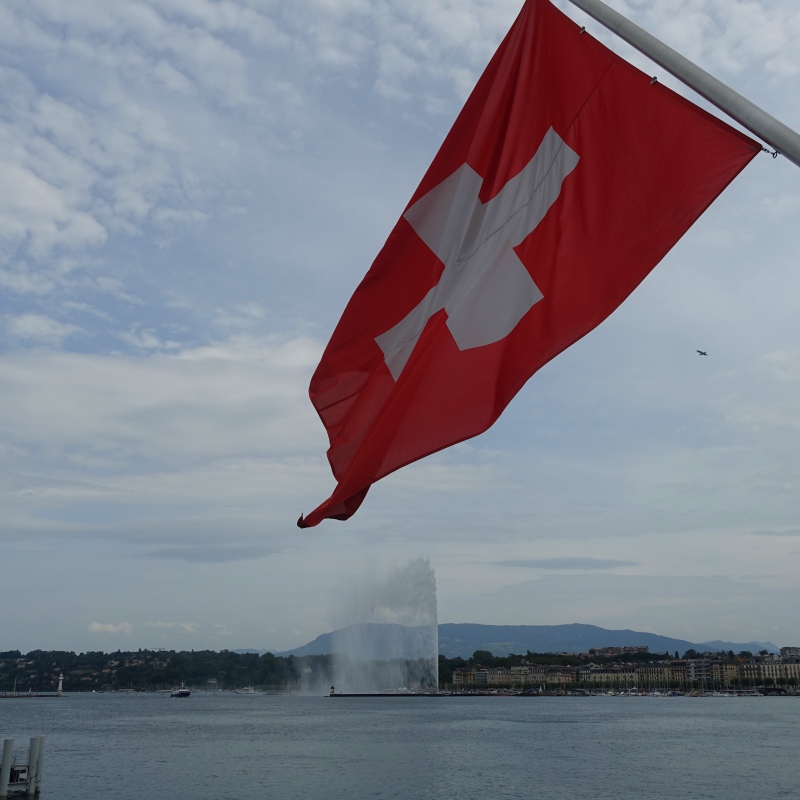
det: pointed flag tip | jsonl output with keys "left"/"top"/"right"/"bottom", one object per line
{"left": 297, "top": 515, "right": 309, "bottom": 529}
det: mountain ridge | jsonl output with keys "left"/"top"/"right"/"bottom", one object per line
{"left": 269, "top": 622, "right": 778, "bottom": 659}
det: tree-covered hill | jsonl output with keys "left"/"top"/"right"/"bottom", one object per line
{"left": 0, "top": 649, "right": 334, "bottom": 693}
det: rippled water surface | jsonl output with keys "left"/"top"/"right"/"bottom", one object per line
{"left": 2, "top": 693, "right": 797, "bottom": 799}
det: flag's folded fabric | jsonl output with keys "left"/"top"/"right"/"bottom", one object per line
{"left": 299, "top": 0, "right": 759, "bottom": 527}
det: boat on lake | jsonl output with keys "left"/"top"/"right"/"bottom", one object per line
{"left": 170, "top": 685, "right": 191, "bottom": 698}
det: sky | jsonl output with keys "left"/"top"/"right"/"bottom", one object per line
{"left": 2, "top": 0, "right": 800, "bottom": 655}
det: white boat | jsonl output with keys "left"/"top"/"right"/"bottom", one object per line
{"left": 233, "top": 686, "right": 257, "bottom": 694}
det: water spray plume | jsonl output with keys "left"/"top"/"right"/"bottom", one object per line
{"left": 330, "top": 558, "right": 439, "bottom": 693}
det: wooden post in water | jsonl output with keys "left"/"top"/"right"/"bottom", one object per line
{"left": 0, "top": 740, "right": 13, "bottom": 799}
{"left": 25, "top": 738, "right": 40, "bottom": 797}
{"left": 33, "top": 739, "right": 44, "bottom": 795}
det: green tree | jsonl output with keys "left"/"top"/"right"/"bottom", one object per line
{"left": 471, "top": 650, "right": 494, "bottom": 665}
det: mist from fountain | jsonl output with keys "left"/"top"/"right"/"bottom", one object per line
{"left": 329, "top": 558, "right": 439, "bottom": 693}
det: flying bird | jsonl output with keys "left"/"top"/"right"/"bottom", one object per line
{"left": 697, "top": 350, "right": 708, "bottom": 356}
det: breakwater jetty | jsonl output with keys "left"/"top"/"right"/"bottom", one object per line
{"left": 0, "top": 675, "right": 63, "bottom": 700}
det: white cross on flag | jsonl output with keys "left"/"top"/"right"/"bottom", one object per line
{"left": 299, "top": 0, "right": 759, "bottom": 527}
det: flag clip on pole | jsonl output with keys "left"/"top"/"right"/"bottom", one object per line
{"left": 563, "top": 0, "right": 800, "bottom": 170}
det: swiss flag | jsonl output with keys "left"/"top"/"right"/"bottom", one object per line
{"left": 299, "top": 0, "right": 759, "bottom": 527}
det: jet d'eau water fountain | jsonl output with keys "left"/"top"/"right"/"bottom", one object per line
{"left": 328, "top": 558, "right": 439, "bottom": 693}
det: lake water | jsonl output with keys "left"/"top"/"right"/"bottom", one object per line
{"left": 1, "top": 693, "right": 797, "bottom": 799}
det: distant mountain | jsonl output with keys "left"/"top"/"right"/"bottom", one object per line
{"left": 436, "top": 624, "right": 778, "bottom": 658}
{"left": 276, "top": 623, "right": 435, "bottom": 660}
{"left": 700, "top": 639, "right": 775, "bottom": 654}
{"left": 276, "top": 622, "right": 778, "bottom": 658}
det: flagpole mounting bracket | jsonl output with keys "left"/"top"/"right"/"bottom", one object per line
{"left": 564, "top": 0, "right": 800, "bottom": 169}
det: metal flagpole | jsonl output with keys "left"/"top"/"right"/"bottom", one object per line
{"left": 563, "top": 0, "right": 800, "bottom": 170}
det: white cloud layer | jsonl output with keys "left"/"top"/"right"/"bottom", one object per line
{"left": 6, "top": 313, "right": 82, "bottom": 345}
{"left": 147, "top": 621, "right": 199, "bottom": 633}
{"left": 1, "top": 0, "right": 800, "bottom": 654}
{"left": 89, "top": 621, "right": 133, "bottom": 634}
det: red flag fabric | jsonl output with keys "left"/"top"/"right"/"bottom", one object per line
{"left": 299, "top": 0, "right": 759, "bottom": 528}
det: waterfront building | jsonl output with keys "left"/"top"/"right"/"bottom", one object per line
{"left": 487, "top": 668, "right": 512, "bottom": 686}
{"left": 527, "top": 666, "right": 546, "bottom": 685}
{"left": 740, "top": 661, "right": 761, "bottom": 687}
{"left": 710, "top": 662, "right": 739, "bottom": 689}
{"left": 452, "top": 669, "right": 472, "bottom": 689}
{"left": 670, "top": 661, "right": 687, "bottom": 685}
{"left": 578, "top": 666, "right": 636, "bottom": 688}
{"left": 685, "top": 660, "right": 711, "bottom": 688}
{"left": 761, "top": 661, "right": 800, "bottom": 686}
{"left": 636, "top": 664, "right": 673, "bottom": 688}
{"left": 451, "top": 652, "right": 799, "bottom": 692}
{"left": 545, "top": 668, "right": 576, "bottom": 686}
{"left": 589, "top": 646, "right": 649, "bottom": 657}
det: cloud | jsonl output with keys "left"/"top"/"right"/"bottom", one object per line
{"left": 494, "top": 557, "right": 640, "bottom": 570}
{"left": 0, "top": 332, "right": 333, "bottom": 561}
{"left": 0, "top": 159, "right": 107, "bottom": 258}
{"left": 6, "top": 314, "right": 82, "bottom": 346}
{"left": 213, "top": 303, "right": 267, "bottom": 329}
{"left": 89, "top": 621, "right": 133, "bottom": 634}
{"left": 0, "top": 333, "right": 324, "bottom": 467}
{"left": 119, "top": 327, "right": 180, "bottom": 351}
{"left": 146, "top": 621, "right": 199, "bottom": 634}
{"left": 0, "top": 264, "right": 56, "bottom": 294}
{"left": 751, "top": 530, "right": 800, "bottom": 538}
{"left": 151, "top": 207, "right": 209, "bottom": 229}
{"left": 0, "top": 4, "right": 255, "bottom": 299}
{"left": 143, "top": 545, "right": 280, "bottom": 564}
{"left": 0, "top": 472, "right": 118, "bottom": 498}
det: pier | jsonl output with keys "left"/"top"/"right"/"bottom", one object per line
{"left": 0, "top": 738, "right": 45, "bottom": 798}
{"left": 0, "top": 675, "right": 64, "bottom": 700}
